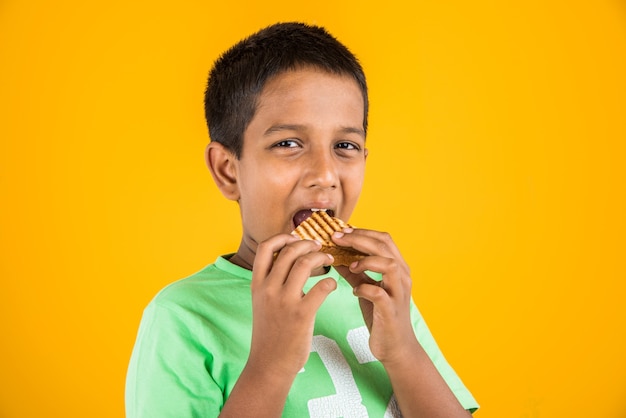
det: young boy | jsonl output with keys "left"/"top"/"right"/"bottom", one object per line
{"left": 126, "top": 22, "right": 479, "bottom": 417}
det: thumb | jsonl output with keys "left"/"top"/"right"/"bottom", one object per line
{"left": 303, "top": 278, "right": 337, "bottom": 311}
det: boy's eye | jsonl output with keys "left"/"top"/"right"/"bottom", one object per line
{"left": 273, "top": 140, "right": 299, "bottom": 148}
{"left": 335, "top": 142, "right": 360, "bottom": 151}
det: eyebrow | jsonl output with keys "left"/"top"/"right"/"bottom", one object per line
{"left": 263, "top": 124, "right": 365, "bottom": 137}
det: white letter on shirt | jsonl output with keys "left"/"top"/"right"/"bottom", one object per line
{"left": 307, "top": 335, "right": 368, "bottom": 417}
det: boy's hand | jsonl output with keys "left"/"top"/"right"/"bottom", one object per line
{"left": 333, "top": 229, "right": 473, "bottom": 417}
{"left": 248, "top": 234, "right": 337, "bottom": 380}
{"left": 332, "top": 228, "right": 418, "bottom": 366}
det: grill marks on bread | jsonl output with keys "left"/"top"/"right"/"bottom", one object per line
{"left": 292, "top": 211, "right": 348, "bottom": 245}
{"left": 291, "top": 211, "right": 366, "bottom": 266}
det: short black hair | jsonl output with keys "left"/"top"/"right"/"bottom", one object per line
{"left": 204, "top": 22, "right": 368, "bottom": 158}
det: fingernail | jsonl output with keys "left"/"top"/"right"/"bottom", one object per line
{"left": 343, "top": 227, "right": 354, "bottom": 233}
{"left": 332, "top": 231, "right": 344, "bottom": 239}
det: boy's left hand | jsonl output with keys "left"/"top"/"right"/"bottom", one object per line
{"left": 333, "top": 229, "right": 473, "bottom": 417}
{"left": 332, "top": 228, "right": 418, "bottom": 366}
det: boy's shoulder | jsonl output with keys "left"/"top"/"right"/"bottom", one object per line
{"left": 148, "top": 256, "right": 251, "bottom": 311}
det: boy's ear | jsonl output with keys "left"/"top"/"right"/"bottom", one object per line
{"left": 205, "top": 142, "right": 240, "bottom": 201}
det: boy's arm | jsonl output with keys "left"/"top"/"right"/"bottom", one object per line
{"left": 219, "top": 235, "right": 337, "bottom": 417}
{"left": 334, "top": 228, "right": 473, "bottom": 417}
{"left": 380, "top": 339, "right": 473, "bottom": 417}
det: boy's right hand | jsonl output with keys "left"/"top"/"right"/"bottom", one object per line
{"left": 220, "top": 235, "right": 336, "bottom": 416}
{"left": 247, "top": 234, "right": 337, "bottom": 380}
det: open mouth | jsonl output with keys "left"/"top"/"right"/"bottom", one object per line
{"left": 293, "top": 208, "right": 335, "bottom": 227}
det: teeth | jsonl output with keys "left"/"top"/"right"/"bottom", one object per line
{"left": 311, "top": 208, "right": 327, "bottom": 212}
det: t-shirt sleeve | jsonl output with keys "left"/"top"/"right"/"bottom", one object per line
{"left": 410, "top": 301, "right": 480, "bottom": 413}
{"left": 125, "top": 302, "right": 224, "bottom": 418}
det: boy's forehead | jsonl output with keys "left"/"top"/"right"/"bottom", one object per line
{"left": 260, "top": 67, "right": 361, "bottom": 98}
{"left": 253, "top": 71, "right": 364, "bottom": 125}
{"left": 257, "top": 71, "right": 362, "bottom": 117}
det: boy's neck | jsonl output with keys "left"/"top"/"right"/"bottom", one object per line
{"left": 229, "top": 252, "right": 254, "bottom": 270}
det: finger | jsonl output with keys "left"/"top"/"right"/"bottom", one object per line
{"left": 302, "top": 277, "right": 338, "bottom": 311}
{"left": 282, "top": 251, "right": 334, "bottom": 296}
{"left": 265, "top": 239, "right": 324, "bottom": 288}
{"left": 332, "top": 228, "right": 404, "bottom": 262}
{"left": 335, "top": 264, "right": 380, "bottom": 289}
{"left": 352, "top": 282, "right": 389, "bottom": 305}
{"left": 333, "top": 228, "right": 410, "bottom": 276}
{"left": 349, "top": 255, "right": 411, "bottom": 296}
{"left": 252, "top": 234, "right": 301, "bottom": 290}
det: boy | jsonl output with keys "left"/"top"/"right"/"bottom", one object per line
{"left": 126, "top": 22, "right": 478, "bottom": 417}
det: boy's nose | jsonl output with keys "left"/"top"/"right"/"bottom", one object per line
{"left": 305, "top": 150, "right": 338, "bottom": 189}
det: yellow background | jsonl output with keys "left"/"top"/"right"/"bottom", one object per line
{"left": 1, "top": 1, "right": 625, "bottom": 417}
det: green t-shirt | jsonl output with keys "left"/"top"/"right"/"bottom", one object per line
{"left": 125, "top": 256, "right": 478, "bottom": 417}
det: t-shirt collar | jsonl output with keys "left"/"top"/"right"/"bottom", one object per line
{"left": 215, "top": 254, "right": 343, "bottom": 291}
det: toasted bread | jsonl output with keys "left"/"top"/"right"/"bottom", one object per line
{"left": 292, "top": 211, "right": 366, "bottom": 266}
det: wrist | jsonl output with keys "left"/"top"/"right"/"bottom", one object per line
{"left": 221, "top": 358, "right": 297, "bottom": 417}
{"left": 243, "top": 353, "right": 301, "bottom": 389}
{"left": 379, "top": 337, "right": 424, "bottom": 372}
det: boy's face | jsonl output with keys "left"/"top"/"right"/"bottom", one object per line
{"left": 234, "top": 67, "right": 367, "bottom": 250}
